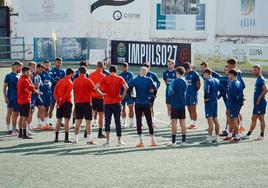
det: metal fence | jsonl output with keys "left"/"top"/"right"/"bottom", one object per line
{"left": 0, "top": 37, "right": 25, "bottom": 61}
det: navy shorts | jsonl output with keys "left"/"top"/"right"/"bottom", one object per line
{"left": 7, "top": 95, "right": 12, "bottom": 108}
{"left": 205, "top": 100, "right": 217, "bottom": 118}
{"left": 10, "top": 95, "right": 20, "bottom": 112}
{"left": 186, "top": 95, "right": 198, "bottom": 106}
{"left": 229, "top": 106, "right": 242, "bottom": 119}
{"left": 253, "top": 100, "right": 267, "bottom": 115}
{"left": 121, "top": 95, "right": 134, "bottom": 106}
{"left": 51, "top": 95, "right": 56, "bottom": 105}
{"left": 31, "top": 95, "right": 44, "bottom": 108}
{"left": 165, "top": 89, "right": 171, "bottom": 104}
{"left": 41, "top": 92, "right": 51, "bottom": 107}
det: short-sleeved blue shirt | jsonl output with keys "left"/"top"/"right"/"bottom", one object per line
{"left": 204, "top": 77, "right": 221, "bottom": 102}
{"left": 163, "top": 69, "right": 176, "bottom": 87}
{"left": 185, "top": 70, "right": 200, "bottom": 97}
{"left": 169, "top": 78, "right": 187, "bottom": 109}
{"left": 254, "top": 75, "right": 266, "bottom": 101}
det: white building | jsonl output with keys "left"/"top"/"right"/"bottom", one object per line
{"left": 4, "top": 0, "right": 268, "bottom": 61}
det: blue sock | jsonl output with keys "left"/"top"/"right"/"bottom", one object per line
{"left": 172, "top": 135, "right": 176, "bottom": 143}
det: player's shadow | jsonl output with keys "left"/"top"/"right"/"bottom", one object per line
{"left": 0, "top": 131, "right": 11, "bottom": 139}
{"left": 0, "top": 141, "right": 76, "bottom": 154}
{"left": 90, "top": 139, "right": 257, "bottom": 156}
{"left": 48, "top": 139, "right": 255, "bottom": 156}
{"left": 12, "top": 139, "right": 255, "bottom": 156}
{"left": 0, "top": 128, "right": 256, "bottom": 156}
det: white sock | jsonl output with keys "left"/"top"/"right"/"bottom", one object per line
{"left": 235, "top": 134, "right": 240, "bottom": 139}
{"left": 211, "top": 131, "right": 216, "bottom": 137}
{"left": 6, "top": 124, "right": 11, "bottom": 131}
{"left": 139, "top": 134, "right": 143, "bottom": 143}
{"left": 226, "top": 125, "right": 230, "bottom": 133}
{"left": 38, "top": 118, "right": 42, "bottom": 125}
{"left": 228, "top": 133, "right": 233, "bottom": 138}
{"left": 239, "top": 121, "right": 244, "bottom": 128}
{"left": 122, "top": 118, "right": 126, "bottom": 125}
{"left": 45, "top": 118, "right": 49, "bottom": 124}
{"left": 75, "top": 134, "right": 79, "bottom": 142}
{"left": 40, "top": 120, "right": 46, "bottom": 126}
{"left": 87, "top": 134, "right": 92, "bottom": 141}
{"left": 27, "top": 124, "right": 31, "bottom": 130}
{"left": 150, "top": 135, "right": 155, "bottom": 143}
{"left": 191, "top": 120, "right": 196, "bottom": 125}
{"left": 129, "top": 118, "right": 134, "bottom": 124}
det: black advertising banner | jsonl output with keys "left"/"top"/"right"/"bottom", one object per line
{"left": 111, "top": 40, "right": 191, "bottom": 67}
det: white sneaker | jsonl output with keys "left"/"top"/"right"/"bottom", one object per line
{"left": 121, "top": 124, "right": 126, "bottom": 129}
{"left": 180, "top": 142, "right": 189, "bottom": 146}
{"left": 254, "top": 136, "right": 264, "bottom": 141}
{"left": 71, "top": 124, "right": 75, "bottom": 129}
{"left": 103, "top": 141, "right": 111, "bottom": 147}
{"left": 92, "top": 120, "right": 97, "bottom": 127}
{"left": 116, "top": 141, "right": 126, "bottom": 146}
{"left": 166, "top": 142, "right": 176, "bottom": 147}
{"left": 72, "top": 139, "right": 78, "bottom": 144}
{"left": 241, "top": 135, "right": 250, "bottom": 140}
{"left": 215, "top": 136, "right": 220, "bottom": 143}
{"left": 200, "top": 136, "right": 213, "bottom": 144}
{"left": 27, "top": 130, "right": 36, "bottom": 136}
{"left": 129, "top": 123, "right": 136, "bottom": 128}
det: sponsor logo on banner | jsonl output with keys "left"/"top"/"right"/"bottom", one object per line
{"left": 90, "top": 0, "right": 135, "bottom": 13}
{"left": 89, "top": 0, "right": 141, "bottom": 21}
{"left": 111, "top": 40, "right": 191, "bottom": 67}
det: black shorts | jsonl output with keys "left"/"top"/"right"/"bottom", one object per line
{"left": 92, "top": 98, "right": 104, "bottom": 112}
{"left": 19, "top": 104, "right": 30, "bottom": 118}
{"left": 56, "top": 102, "right": 72, "bottom": 119}
{"left": 75, "top": 103, "right": 92, "bottom": 120}
{"left": 171, "top": 108, "right": 186, "bottom": 119}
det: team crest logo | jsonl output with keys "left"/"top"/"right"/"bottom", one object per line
{"left": 117, "top": 43, "right": 126, "bottom": 57}
{"left": 179, "top": 48, "right": 191, "bottom": 63}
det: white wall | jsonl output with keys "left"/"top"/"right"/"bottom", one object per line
{"left": 8, "top": 0, "right": 268, "bottom": 60}
{"left": 216, "top": 0, "right": 268, "bottom": 36}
